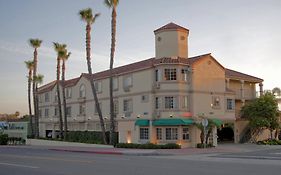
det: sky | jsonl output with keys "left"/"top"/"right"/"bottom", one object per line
{"left": 0, "top": 0, "right": 280, "bottom": 115}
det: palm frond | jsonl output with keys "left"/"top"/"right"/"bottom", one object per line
{"left": 34, "top": 74, "right": 44, "bottom": 84}
{"left": 24, "top": 60, "right": 34, "bottom": 69}
{"left": 29, "top": 39, "right": 42, "bottom": 48}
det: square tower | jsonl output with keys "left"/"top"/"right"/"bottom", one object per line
{"left": 154, "top": 22, "right": 189, "bottom": 59}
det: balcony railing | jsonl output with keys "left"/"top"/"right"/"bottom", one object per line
{"left": 234, "top": 89, "right": 256, "bottom": 100}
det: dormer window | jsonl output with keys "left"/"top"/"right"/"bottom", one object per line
{"left": 79, "top": 84, "right": 86, "bottom": 98}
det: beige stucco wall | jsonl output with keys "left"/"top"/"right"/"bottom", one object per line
{"left": 155, "top": 30, "right": 188, "bottom": 59}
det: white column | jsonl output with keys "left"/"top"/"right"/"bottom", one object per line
{"left": 240, "top": 80, "right": 245, "bottom": 99}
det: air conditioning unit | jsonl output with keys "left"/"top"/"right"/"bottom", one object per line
{"left": 154, "top": 82, "right": 160, "bottom": 89}
{"left": 123, "top": 86, "right": 130, "bottom": 92}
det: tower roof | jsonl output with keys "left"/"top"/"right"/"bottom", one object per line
{"left": 154, "top": 22, "right": 189, "bottom": 33}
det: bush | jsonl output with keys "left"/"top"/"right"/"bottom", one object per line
{"left": 196, "top": 143, "right": 213, "bottom": 148}
{"left": 115, "top": 143, "right": 181, "bottom": 149}
{"left": 0, "top": 134, "right": 8, "bottom": 145}
{"left": 257, "top": 139, "right": 281, "bottom": 145}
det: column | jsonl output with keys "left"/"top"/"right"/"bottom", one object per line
{"left": 259, "top": 83, "right": 264, "bottom": 96}
{"left": 149, "top": 119, "right": 155, "bottom": 144}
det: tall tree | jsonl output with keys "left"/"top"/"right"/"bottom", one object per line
{"left": 29, "top": 38, "right": 42, "bottom": 138}
{"left": 61, "top": 49, "right": 71, "bottom": 140}
{"left": 104, "top": 0, "right": 119, "bottom": 145}
{"left": 34, "top": 74, "right": 44, "bottom": 137}
{"left": 79, "top": 8, "right": 107, "bottom": 144}
{"left": 53, "top": 42, "right": 66, "bottom": 139}
{"left": 24, "top": 60, "right": 34, "bottom": 137}
{"left": 241, "top": 92, "right": 280, "bottom": 141}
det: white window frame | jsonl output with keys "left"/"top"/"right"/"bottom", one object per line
{"left": 155, "top": 97, "right": 160, "bottom": 109}
{"left": 123, "top": 99, "right": 132, "bottom": 113}
{"left": 140, "top": 127, "right": 149, "bottom": 140}
{"left": 123, "top": 75, "right": 133, "bottom": 88}
{"left": 94, "top": 81, "right": 102, "bottom": 93}
{"left": 165, "top": 128, "right": 178, "bottom": 140}
{"left": 45, "top": 92, "right": 49, "bottom": 102}
{"left": 181, "top": 96, "right": 189, "bottom": 109}
{"left": 66, "top": 106, "right": 71, "bottom": 117}
{"left": 181, "top": 69, "right": 189, "bottom": 81}
{"left": 113, "top": 77, "right": 119, "bottom": 91}
{"left": 182, "top": 127, "right": 190, "bottom": 140}
{"left": 66, "top": 87, "right": 72, "bottom": 98}
{"left": 44, "top": 108, "right": 49, "bottom": 117}
{"left": 79, "top": 84, "right": 86, "bottom": 98}
{"left": 156, "top": 128, "right": 162, "bottom": 140}
{"left": 113, "top": 100, "right": 119, "bottom": 115}
{"left": 226, "top": 98, "right": 235, "bottom": 110}
{"left": 79, "top": 103, "right": 86, "bottom": 115}
{"left": 165, "top": 96, "right": 176, "bottom": 109}
{"left": 164, "top": 68, "right": 177, "bottom": 81}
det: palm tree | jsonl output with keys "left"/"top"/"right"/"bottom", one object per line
{"left": 61, "top": 49, "right": 71, "bottom": 140}
{"left": 104, "top": 0, "right": 119, "bottom": 145}
{"left": 29, "top": 38, "right": 42, "bottom": 138}
{"left": 34, "top": 74, "right": 44, "bottom": 135}
{"left": 79, "top": 8, "right": 107, "bottom": 144}
{"left": 24, "top": 60, "right": 34, "bottom": 137}
{"left": 53, "top": 42, "right": 66, "bottom": 139}
{"left": 272, "top": 87, "right": 281, "bottom": 97}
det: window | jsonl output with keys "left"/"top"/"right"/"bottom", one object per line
{"left": 164, "top": 68, "right": 177, "bottom": 80}
{"left": 165, "top": 97, "right": 176, "bottom": 109}
{"left": 212, "top": 96, "right": 220, "bottom": 108}
{"left": 113, "top": 100, "right": 119, "bottom": 115}
{"left": 227, "top": 99, "right": 235, "bottom": 110}
{"left": 95, "top": 102, "right": 102, "bottom": 114}
{"left": 156, "top": 128, "right": 162, "bottom": 140}
{"left": 123, "top": 99, "right": 132, "bottom": 112}
{"left": 123, "top": 75, "right": 132, "bottom": 88}
{"left": 66, "top": 88, "right": 72, "bottom": 98}
{"left": 155, "top": 69, "right": 161, "bottom": 82}
{"left": 44, "top": 108, "right": 49, "bottom": 117}
{"left": 182, "top": 96, "right": 189, "bottom": 109}
{"left": 140, "top": 128, "right": 149, "bottom": 140}
{"left": 39, "top": 95, "right": 43, "bottom": 103}
{"left": 54, "top": 91, "right": 58, "bottom": 102}
{"left": 79, "top": 103, "right": 85, "bottom": 115}
{"left": 39, "top": 109, "right": 42, "bottom": 118}
{"left": 45, "top": 93, "right": 49, "bottom": 102}
{"left": 94, "top": 81, "right": 102, "bottom": 93}
{"left": 141, "top": 95, "right": 149, "bottom": 103}
{"left": 166, "top": 128, "right": 178, "bottom": 140}
{"left": 155, "top": 97, "right": 160, "bottom": 109}
{"left": 54, "top": 107, "right": 58, "bottom": 117}
{"left": 182, "top": 127, "right": 190, "bottom": 140}
{"left": 79, "top": 84, "right": 86, "bottom": 98}
{"left": 181, "top": 69, "right": 189, "bottom": 81}
{"left": 113, "top": 77, "right": 118, "bottom": 90}
{"left": 66, "top": 106, "right": 71, "bottom": 117}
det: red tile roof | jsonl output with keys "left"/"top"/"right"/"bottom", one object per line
{"left": 38, "top": 54, "right": 263, "bottom": 93}
{"left": 154, "top": 22, "right": 189, "bottom": 33}
{"left": 225, "top": 68, "right": 263, "bottom": 83}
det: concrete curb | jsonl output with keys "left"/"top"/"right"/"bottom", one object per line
{"left": 48, "top": 148, "right": 165, "bottom": 156}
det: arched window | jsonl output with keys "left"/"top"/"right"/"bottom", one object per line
{"left": 79, "top": 84, "right": 86, "bottom": 98}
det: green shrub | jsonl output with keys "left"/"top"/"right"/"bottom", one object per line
{"left": 196, "top": 143, "right": 213, "bottom": 148}
{"left": 257, "top": 139, "right": 281, "bottom": 145}
{"left": 0, "top": 134, "right": 8, "bottom": 145}
{"left": 115, "top": 143, "right": 181, "bottom": 149}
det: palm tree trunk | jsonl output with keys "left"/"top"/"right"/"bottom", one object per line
{"left": 86, "top": 23, "right": 107, "bottom": 144}
{"left": 109, "top": 6, "right": 117, "bottom": 145}
{"left": 56, "top": 57, "right": 63, "bottom": 139}
{"left": 28, "top": 69, "right": 34, "bottom": 137}
{"left": 62, "top": 60, "right": 68, "bottom": 140}
{"left": 32, "top": 48, "right": 39, "bottom": 138}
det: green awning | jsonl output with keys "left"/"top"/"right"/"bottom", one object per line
{"left": 152, "top": 118, "right": 194, "bottom": 126}
{"left": 135, "top": 119, "right": 150, "bottom": 126}
{"left": 211, "top": 118, "right": 223, "bottom": 127}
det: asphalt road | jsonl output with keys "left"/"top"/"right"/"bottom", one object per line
{"left": 0, "top": 146, "right": 281, "bottom": 175}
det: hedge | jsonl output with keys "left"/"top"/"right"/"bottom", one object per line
{"left": 0, "top": 133, "right": 8, "bottom": 145}
{"left": 115, "top": 143, "right": 181, "bottom": 149}
{"left": 257, "top": 139, "right": 281, "bottom": 145}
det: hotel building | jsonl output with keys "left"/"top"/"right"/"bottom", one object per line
{"left": 38, "top": 23, "right": 264, "bottom": 147}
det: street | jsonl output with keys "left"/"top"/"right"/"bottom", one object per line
{"left": 0, "top": 146, "right": 281, "bottom": 175}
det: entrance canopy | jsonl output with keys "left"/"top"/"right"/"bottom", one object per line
{"left": 153, "top": 119, "right": 194, "bottom": 126}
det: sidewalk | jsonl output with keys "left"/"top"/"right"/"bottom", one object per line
{"left": 25, "top": 139, "right": 281, "bottom": 156}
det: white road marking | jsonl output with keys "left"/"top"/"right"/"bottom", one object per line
{"left": 0, "top": 162, "right": 39, "bottom": 169}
